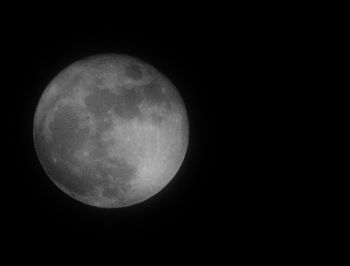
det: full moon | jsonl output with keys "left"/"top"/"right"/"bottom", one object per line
{"left": 33, "top": 54, "right": 189, "bottom": 208}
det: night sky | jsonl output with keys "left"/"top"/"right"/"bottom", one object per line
{"left": 4, "top": 18, "right": 227, "bottom": 246}
{"left": 1, "top": 4, "right": 296, "bottom": 260}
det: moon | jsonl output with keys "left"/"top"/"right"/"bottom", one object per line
{"left": 33, "top": 54, "right": 189, "bottom": 208}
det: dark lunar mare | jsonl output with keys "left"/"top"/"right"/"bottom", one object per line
{"left": 141, "top": 80, "right": 166, "bottom": 104}
{"left": 112, "top": 86, "right": 144, "bottom": 119}
{"left": 34, "top": 102, "right": 137, "bottom": 204}
{"left": 85, "top": 84, "right": 144, "bottom": 119}
{"left": 124, "top": 63, "right": 143, "bottom": 80}
{"left": 35, "top": 128, "right": 94, "bottom": 197}
{"left": 84, "top": 88, "right": 119, "bottom": 117}
{"left": 139, "top": 79, "right": 176, "bottom": 124}
{"left": 85, "top": 74, "right": 176, "bottom": 123}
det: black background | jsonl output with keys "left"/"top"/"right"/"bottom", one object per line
{"left": 1, "top": 4, "right": 301, "bottom": 259}
{"left": 2, "top": 9, "right": 232, "bottom": 249}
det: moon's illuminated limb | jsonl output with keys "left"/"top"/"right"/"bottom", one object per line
{"left": 33, "top": 54, "right": 189, "bottom": 208}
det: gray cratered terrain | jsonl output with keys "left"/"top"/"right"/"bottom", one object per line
{"left": 33, "top": 54, "right": 189, "bottom": 208}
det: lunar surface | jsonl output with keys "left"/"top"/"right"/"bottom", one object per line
{"left": 33, "top": 54, "right": 188, "bottom": 208}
